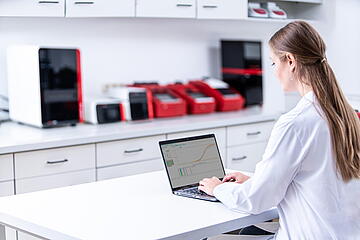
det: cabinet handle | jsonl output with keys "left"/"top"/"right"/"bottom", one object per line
{"left": 74, "top": 1, "right": 94, "bottom": 4}
{"left": 246, "top": 131, "right": 261, "bottom": 136}
{"left": 46, "top": 159, "right": 69, "bottom": 164}
{"left": 232, "top": 156, "right": 247, "bottom": 161}
{"left": 38, "top": 1, "right": 60, "bottom": 4}
{"left": 176, "top": 4, "right": 193, "bottom": 7}
{"left": 202, "top": 5, "right": 218, "bottom": 8}
{"left": 124, "top": 148, "right": 143, "bottom": 154}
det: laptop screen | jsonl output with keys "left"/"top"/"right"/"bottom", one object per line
{"left": 159, "top": 134, "right": 225, "bottom": 189}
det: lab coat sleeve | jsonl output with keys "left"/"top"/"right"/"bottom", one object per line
{"left": 213, "top": 117, "right": 307, "bottom": 214}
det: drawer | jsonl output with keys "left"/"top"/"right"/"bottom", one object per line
{"left": 227, "top": 142, "right": 267, "bottom": 172}
{"left": 0, "top": 181, "right": 15, "bottom": 197}
{"left": 15, "top": 144, "right": 95, "bottom": 179}
{"left": 0, "top": 0, "right": 65, "bottom": 17}
{"left": 227, "top": 121, "right": 274, "bottom": 147}
{"left": 16, "top": 169, "right": 96, "bottom": 194}
{"left": 167, "top": 127, "right": 226, "bottom": 164}
{"left": 97, "top": 158, "right": 164, "bottom": 181}
{"left": 197, "top": 0, "right": 247, "bottom": 19}
{"left": 136, "top": 0, "right": 196, "bottom": 18}
{"left": 0, "top": 154, "right": 14, "bottom": 182}
{"left": 96, "top": 135, "right": 166, "bottom": 167}
{"left": 66, "top": 0, "right": 135, "bottom": 17}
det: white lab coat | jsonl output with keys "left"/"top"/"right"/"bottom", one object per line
{"left": 213, "top": 91, "right": 360, "bottom": 239}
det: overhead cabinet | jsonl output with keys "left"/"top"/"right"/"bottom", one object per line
{"left": 136, "top": 0, "right": 196, "bottom": 18}
{"left": 197, "top": 0, "right": 247, "bottom": 19}
{"left": 66, "top": 0, "right": 135, "bottom": 17}
{"left": 0, "top": 0, "right": 65, "bottom": 17}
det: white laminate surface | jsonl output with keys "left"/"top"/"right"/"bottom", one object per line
{"left": 0, "top": 171, "right": 278, "bottom": 240}
{"left": 0, "top": 107, "right": 280, "bottom": 154}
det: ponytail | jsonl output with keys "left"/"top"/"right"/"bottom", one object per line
{"left": 270, "top": 21, "right": 360, "bottom": 182}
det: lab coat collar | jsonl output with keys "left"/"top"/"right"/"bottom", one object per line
{"left": 303, "top": 91, "right": 315, "bottom": 103}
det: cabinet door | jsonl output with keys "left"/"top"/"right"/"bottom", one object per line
{"left": 0, "top": 181, "right": 14, "bottom": 197}
{"left": 197, "top": 0, "right": 247, "bottom": 19}
{"left": 97, "top": 158, "right": 163, "bottom": 181}
{"left": 16, "top": 169, "right": 96, "bottom": 194}
{"left": 0, "top": 154, "right": 13, "bottom": 182}
{"left": 0, "top": 0, "right": 65, "bottom": 17}
{"left": 227, "top": 121, "right": 274, "bottom": 147}
{"left": 227, "top": 142, "right": 267, "bottom": 172}
{"left": 136, "top": 0, "right": 196, "bottom": 18}
{"left": 15, "top": 144, "right": 95, "bottom": 180}
{"left": 66, "top": 0, "right": 135, "bottom": 17}
{"left": 167, "top": 127, "right": 226, "bottom": 165}
{"left": 96, "top": 135, "right": 166, "bottom": 167}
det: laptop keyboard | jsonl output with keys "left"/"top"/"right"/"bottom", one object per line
{"left": 180, "top": 187, "right": 209, "bottom": 196}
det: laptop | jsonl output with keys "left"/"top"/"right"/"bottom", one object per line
{"left": 159, "top": 134, "right": 226, "bottom": 202}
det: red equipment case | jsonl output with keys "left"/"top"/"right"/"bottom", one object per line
{"left": 131, "top": 83, "right": 187, "bottom": 118}
{"left": 189, "top": 80, "right": 245, "bottom": 112}
{"left": 167, "top": 83, "right": 216, "bottom": 114}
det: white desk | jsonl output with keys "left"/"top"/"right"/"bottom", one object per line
{"left": 0, "top": 171, "right": 278, "bottom": 240}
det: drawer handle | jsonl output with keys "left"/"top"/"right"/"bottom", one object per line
{"left": 74, "top": 1, "right": 94, "bottom": 4}
{"left": 38, "top": 1, "right": 60, "bottom": 3}
{"left": 247, "top": 131, "right": 261, "bottom": 136}
{"left": 176, "top": 4, "right": 193, "bottom": 7}
{"left": 46, "top": 159, "right": 69, "bottom": 164}
{"left": 124, "top": 148, "right": 143, "bottom": 154}
{"left": 232, "top": 156, "right": 247, "bottom": 161}
{"left": 203, "top": 5, "right": 218, "bottom": 8}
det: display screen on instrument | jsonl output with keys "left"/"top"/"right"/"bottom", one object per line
{"left": 160, "top": 136, "right": 224, "bottom": 189}
{"left": 186, "top": 90, "right": 208, "bottom": 99}
{"left": 217, "top": 88, "right": 239, "bottom": 98}
{"left": 154, "top": 93, "right": 178, "bottom": 102}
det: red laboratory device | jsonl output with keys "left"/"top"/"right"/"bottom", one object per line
{"left": 131, "top": 83, "right": 187, "bottom": 118}
{"left": 189, "top": 80, "right": 245, "bottom": 112}
{"left": 167, "top": 83, "right": 216, "bottom": 114}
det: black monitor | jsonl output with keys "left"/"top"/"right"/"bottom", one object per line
{"left": 221, "top": 40, "right": 263, "bottom": 106}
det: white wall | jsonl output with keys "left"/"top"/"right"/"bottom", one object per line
{"left": 1, "top": 0, "right": 359, "bottom": 115}
{"left": 0, "top": 18, "right": 286, "bottom": 114}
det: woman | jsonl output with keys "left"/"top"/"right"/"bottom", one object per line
{"left": 199, "top": 21, "right": 360, "bottom": 239}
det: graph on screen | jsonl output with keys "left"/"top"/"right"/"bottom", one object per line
{"left": 162, "top": 137, "right": 224, "bottom": 188}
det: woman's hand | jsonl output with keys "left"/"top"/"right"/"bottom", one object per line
{"left": 222, "top": 172, "right": 250, "bottom": 184}
{"left": 198, "top": 177, "right": 222, "bottom": 196}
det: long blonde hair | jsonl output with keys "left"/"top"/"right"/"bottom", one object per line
{"left": 269, "top": 21, "right": 360, "bottom": 182}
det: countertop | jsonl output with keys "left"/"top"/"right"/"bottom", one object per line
{"left": 0, "top": 106, "right": 280, "bottom": 154}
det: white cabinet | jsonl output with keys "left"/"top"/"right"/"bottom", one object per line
{"left": 66, "top": 0, "right": 135, "bottom": 17}
{"left": 227, "top": 121, "right": 274, "bottom": 146}
{"left": 14, "top": 144, "right": 95, "bottom": 179}
{"left": 0, "top": 181, "right": 14, "bottom": 197}
{"left": 0, "top": 154, "right": 14, "bottom": 197}
{"left": 14, "top": 144, "right": 96, "bottom": 194}
{"left": 97, "top": 135, "right": 165, "bottom": 167}
{"left": 0, "top": 0, "right": 65, "bottom": 17}
{"left": 136, "top": 0, "right": 196, "bottom": 18}
{"left": 227, "top": 142, "right": 267, "bottom": 172}
{"left": 96, "top": 135, "right": 166, "bottom": 180}
{"left": 197, "top": 0, "right": 247, "bottom": 19}
{"left": 97, "top": 158, "right": 164, "bottom": 181}
{"left": 0, "top": 154, "right": 13, "bottom": 182}
{"left": 16, "top": 169, "right": 95, "bottom": 194}
{"left": 226, "top": 121, "right": 274, "bottom": 172}
{"left": 167, "top": 127, "right": 227, "bottom": 165}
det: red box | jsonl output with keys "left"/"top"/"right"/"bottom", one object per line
{"left": 189, "top": 80, "right": 245, "bottom": 112}
{"left": 131, "top": 84, "right": 187, "bottom": 118}
{"left": 167, "top": 83, "right": 216, "bottom": 114}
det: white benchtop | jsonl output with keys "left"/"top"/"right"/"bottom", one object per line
{"left": 0, "top": 106, "right": 280, "bottom": 154}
